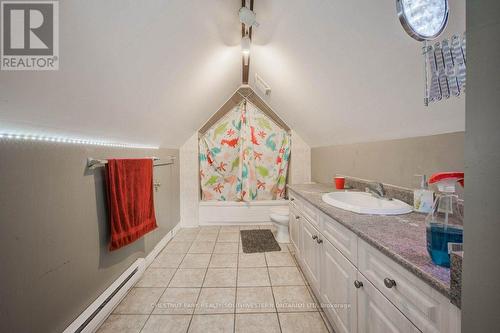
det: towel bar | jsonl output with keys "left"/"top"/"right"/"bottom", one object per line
{"left": 87, "top": 157, "right": 175, "bottom": 169}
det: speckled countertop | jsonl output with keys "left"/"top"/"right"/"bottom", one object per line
{"left": 288, "top": 183, "right": 451, "bottom": 298}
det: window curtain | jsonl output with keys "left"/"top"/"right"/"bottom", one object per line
{"left": 199, "top": 101, "right": 290, "bottom": 201}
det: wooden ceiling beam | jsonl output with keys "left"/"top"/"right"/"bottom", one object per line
{"left": 242, "top": 0, "right": 254, "bottom": 84}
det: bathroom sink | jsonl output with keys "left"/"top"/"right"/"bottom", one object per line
{"left": 322, "top": 191, "right": 413, "bottom": 215}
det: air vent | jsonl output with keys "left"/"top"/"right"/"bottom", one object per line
{"left": 255, "top": 73, "right": 271, "bottom": 96}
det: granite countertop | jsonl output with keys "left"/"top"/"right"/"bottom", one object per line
{"left": 450, "top": 251, "right": 463, "bottom": 308}
{"left": 288, "top": 183, "right": 451, "bottom": 298}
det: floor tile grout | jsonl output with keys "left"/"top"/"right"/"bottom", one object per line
{"left": 289, "top": 246, "right": 333, "bottom": 330}
{"left": 233, "top": 231, "right": 240, "bottom": 333}
{"left": 137, "top": 229, "right": 194, "bottom": 333}
{"left": 102, "top": 226, "right": 332, "bottom": 333}
{"left": 263, "top": 246, "right": 283, "bottom": 333}
{"left": 184, "top": 227, "right": 214, "bottom": 333}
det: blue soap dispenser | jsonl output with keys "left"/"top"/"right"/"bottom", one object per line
{"left": 425, "top": 172, "right": 464, "bottom": 268}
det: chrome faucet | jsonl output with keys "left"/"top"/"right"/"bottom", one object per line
{"left": 365, "top": 182, "right": 392, "bottom": 200}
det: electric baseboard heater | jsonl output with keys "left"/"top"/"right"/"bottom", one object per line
{"left": 63, "top": 259, "right": 144, "bottom": 333}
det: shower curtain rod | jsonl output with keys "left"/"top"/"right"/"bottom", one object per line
{"left": 86, "top": 156, "right": 175, "bottom": 169}
{"left": 236, "top": 92, "right": 291, "bottom": 134}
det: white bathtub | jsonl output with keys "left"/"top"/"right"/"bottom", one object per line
{"left": 199, "top": 200, "right": 289, "bottom": 226}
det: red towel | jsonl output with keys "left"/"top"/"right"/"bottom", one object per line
{"left": 105, "top": 159, "right": 157, "bottom": 251}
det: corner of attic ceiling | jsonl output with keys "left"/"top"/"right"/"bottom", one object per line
{"left": 213, "top": 85, "right": 311, "bottom": 181}
{"left": 177, "top": 71, "right": 312, "bottom": 151}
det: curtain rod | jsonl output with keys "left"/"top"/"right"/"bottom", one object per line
{"left": 86, "top": 157, "right": 175, "bottom": 169}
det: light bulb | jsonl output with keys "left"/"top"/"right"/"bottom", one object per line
{"left": 241, "top": 35, "right": 251, "bottom": 56}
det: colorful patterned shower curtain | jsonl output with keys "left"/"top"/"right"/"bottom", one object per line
{"left": 199, "top": 101, "right": 290, "bottom": 201}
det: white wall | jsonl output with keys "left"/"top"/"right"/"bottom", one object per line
{"left": 290, "top": 130, "right": 311, "bottom": 184}
{"left": 250, "top": 0, "right": 466, "bottom": 147}
{"left": 179, "top": 133, "right": 199, "bottom": 227}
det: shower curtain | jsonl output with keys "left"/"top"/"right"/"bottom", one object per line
{"left": 199, "top": 101, "right": 290, "bottom": 201}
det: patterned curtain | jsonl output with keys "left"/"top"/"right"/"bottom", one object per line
{"left": 199, "top": 101, "right": 290, "bottom": 201}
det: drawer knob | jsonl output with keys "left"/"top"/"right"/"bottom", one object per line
{"left": 312, "top": 235, "right": 318, "bottom": 240}
{"left": 384, "top": 278, "right": 397, "bottom": 288}
{"left": 316, "top": 238, "right": 323, "bottom": 244}
{"left": 354, "top": 280, "right": 363, "bottom": 289}
{"left": 295, "top": 215, "right": 300, "bottom": 220}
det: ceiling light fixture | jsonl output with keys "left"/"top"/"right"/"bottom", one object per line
{"left": 239, "top": 6, "right": 259, "bottom": 28}
{"left": 0, "top": 132, "right": 159, "bottom": 149}
{"left": 396, "top": 0, "right": 449, "bottom": 41}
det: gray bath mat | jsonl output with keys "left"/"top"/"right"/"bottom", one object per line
{"left": 240, "top": 229, "right": 281, "bottom": 253}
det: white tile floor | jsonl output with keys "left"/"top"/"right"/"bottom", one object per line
{"left": 97, "top": 225, "right": 333, "bottom": 333}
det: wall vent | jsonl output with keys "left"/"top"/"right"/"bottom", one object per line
{"left": 255, "top": 73, "right": 271, "bottom": 96}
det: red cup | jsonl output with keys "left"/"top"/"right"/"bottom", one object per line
{"left": 334, "top": 176, "right": 345, "bottom": 190}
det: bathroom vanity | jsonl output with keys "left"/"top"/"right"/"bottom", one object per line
{"left": 288, "top": 184, "right": 461, "bottom": 333}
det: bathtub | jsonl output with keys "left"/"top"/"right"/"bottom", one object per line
{"left": 199, "top": 200, "right": 289, "bottom": 226}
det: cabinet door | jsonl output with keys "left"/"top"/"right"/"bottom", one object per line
{"left": 289, "top": 209, "right": 301, "bottom": 255}
{"left": 301, "top": 218, "right": 321, "bottom": 290}
{"left": 357, "top": 273, "right": 420, "bottom": 333}
{"left": 320, "top": 238, "right": 358, "bottom": 333}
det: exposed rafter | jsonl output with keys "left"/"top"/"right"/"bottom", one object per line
{"left": 241, "top": 0, "right": 254, "bottom": 84}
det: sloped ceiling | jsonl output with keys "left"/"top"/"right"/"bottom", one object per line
{"left": 0, "top": 0, "right": 242, "bottom": 148}
{"left": 249, "top": 0, "right": 466, "bottom": 147}
{"left": 0, "top": 0, "right": 466, "bottom": 148}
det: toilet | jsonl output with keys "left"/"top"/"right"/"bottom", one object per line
{"left": 269, "top": 206, "right": 290, "bottom": 243}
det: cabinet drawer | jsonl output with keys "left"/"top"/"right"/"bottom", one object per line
{"left": 319, "top": 212, "right": 357, "bottom": 265}
{"left": 289, "top": 192, "right": 301, "bottom": 210}
{"left": 358, "top": 239, "right": 453, "bottom": 333}
{"left": 299, "top": 199, "right": 320, "bottom": 229}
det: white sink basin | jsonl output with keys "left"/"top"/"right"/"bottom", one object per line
{"left": 322, "top": 191, "right": 413, "bottom": 215}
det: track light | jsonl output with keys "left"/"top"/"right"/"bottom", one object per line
{"left": 241, "top": 35, "right": 251, "bottom": 65}
{"left": 239, "top": 7, "right": 259, "bottom": 28}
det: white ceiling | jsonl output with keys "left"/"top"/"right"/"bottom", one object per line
{"left": 250, "top": 0, "right": 465, "bottom": 147}
{"left": 0, "top": 0, "right": 242, "bottom": 148}
{"left": 0, "top": 0, "right": 465, "bottom": 148}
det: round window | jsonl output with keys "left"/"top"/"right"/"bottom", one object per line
{"left": 396, "top": 0, "right": 449, "bottom": 41}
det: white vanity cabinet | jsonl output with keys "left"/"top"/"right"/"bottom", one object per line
{"left": 289, "top": 205, "right": 301, "bottom": 256}
{"left": 289, "top": 193, "right": 461, "bottom": 333}
{"left": 321, "top": 236, "right": 358, "bottom": 333}
{"left": 301, "top": 217, "right": 322, "bottom": 292}
{"left": 356, "top": 273, "right": 420, "bottom": 333}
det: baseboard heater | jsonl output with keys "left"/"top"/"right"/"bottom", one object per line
{"left": 63, "top": 225, "right": 180, "bottom": 333}
{"left": 63, "top": 258, "right": 144, "bottom": 333}
{"left": 75, "top": 267, "right": 138, "bottom": 333}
